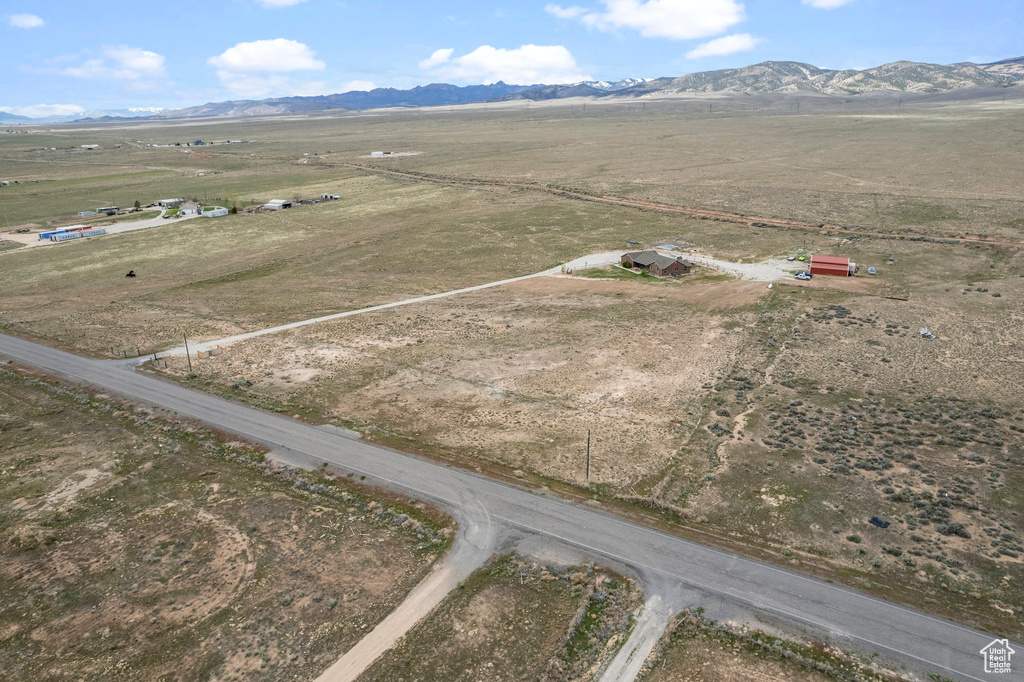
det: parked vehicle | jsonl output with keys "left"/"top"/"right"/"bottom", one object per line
{"left": 867, "top": 267, "right": 876, "bottom": 275}
{"left": 795, "top": 271, "right": 812, "bottom": 280}
{"left": 797, "top": 256, "right": 806, "bottom": 261}
{"left": 786, "top": 256, "right": 796, "bottom": 261}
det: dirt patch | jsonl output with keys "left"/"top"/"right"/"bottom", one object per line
{"left": 640, "top": 613, "right": 898, "bottom": 682}
{"left": 161, "top": 277, "right": 754, "bottom": 490}
{"left": 0, "top": 367, "right": 450, "bottom": 681}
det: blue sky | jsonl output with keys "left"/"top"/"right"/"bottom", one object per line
{"left": 1, "top": 0, "right": 1021, "bottom": 116}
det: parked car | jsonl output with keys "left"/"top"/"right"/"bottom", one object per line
{"left": 797, "top": 256, "right": 806, "bottom": 261}
{"left": 795, "top": 271, "right": 812, "bottom": 280}
{"left": 867, "top": 267, "right": 876, "bottom": 275}
{"left": 786, "top": 256, "right": 796, "bottom": 261}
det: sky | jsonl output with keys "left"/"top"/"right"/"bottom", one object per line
{"left": 1, "top": 0, "right": 1021, "bottom": 117}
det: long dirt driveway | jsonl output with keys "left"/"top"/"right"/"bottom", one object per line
{"left": 157, "top": 250, "right": 790, "bottom": 357}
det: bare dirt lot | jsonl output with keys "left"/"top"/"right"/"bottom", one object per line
{"left": 160, "top": 274, "right": 762, "bottom": 490}
{"left": 357, "top": 554, "right": 641, "bottom": 682}
{"left": 0, "top": 366, "right": 450, "bottom": 681}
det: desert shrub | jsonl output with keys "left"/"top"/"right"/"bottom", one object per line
{"left": 937, "top": 523, "right": 971, "bottom": 539}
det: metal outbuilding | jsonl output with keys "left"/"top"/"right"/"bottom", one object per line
{"left": 809, "top": 255, "right": 856, "bottom": 277}
{"left": 263, "top": 199, "right": 294, "bottom": 210}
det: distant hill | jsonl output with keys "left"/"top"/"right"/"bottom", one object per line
{"left": 488, "top": 83, "right": 607, "bottom": 102}
{"left": 0, "top": 111, "right": 38, "bottom": 124}
{"left": 579, "top": 78, "right": 650, "bottom": 91}
{"left": 605, "top": 60, "right": 1020, "bottom": 97}
{"left": 980, "top": 56, "right": 1024, "bottom": 78}
{"left": 4, "top": 56, "right": 1022, "bottom": 125}
{"left": 152, "top": 82, "right": 536, "bottom": 119}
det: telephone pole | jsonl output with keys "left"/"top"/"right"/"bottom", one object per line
{"left": 586, "top": 429, "right": 592, "bottom": 486}
{"left": 183, "top": 333, "right": 193, "bottom": 373}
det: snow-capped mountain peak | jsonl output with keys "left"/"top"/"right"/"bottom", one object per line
{"left": 577, "top": 78, "right": 649, "bottom": 91}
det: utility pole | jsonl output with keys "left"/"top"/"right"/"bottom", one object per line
{"left": 586, "top": 429, "right": 592, "bottom": 487}
{"left": 183, "top": 333, "right": 193, "bottom": 373}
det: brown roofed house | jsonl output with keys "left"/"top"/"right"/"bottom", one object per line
{"left": 621, "top": 251, "right": 692, "bottom": 277}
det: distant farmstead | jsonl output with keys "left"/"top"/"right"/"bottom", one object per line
{"left": 263, "top": 199, "right": 294, "bottom": 210}
{"left": 621, "top": 250, "right": 692, "bottom": 277}
{"left": 810, "top": 255, "right": 857, "bottom": 277}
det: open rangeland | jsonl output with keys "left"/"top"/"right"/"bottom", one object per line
{"left": 0, "top": 365, "right": 450, "bottom": 681}
{"left": 1, "top": 97, "right": 1023, "bottom": 638}
{"left": 356, "top": 554, "right": 642, "bottom": 682}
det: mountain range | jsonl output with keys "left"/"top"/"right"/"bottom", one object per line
{"left": 1, "top": 58, "right": 1020, "bottom": 124}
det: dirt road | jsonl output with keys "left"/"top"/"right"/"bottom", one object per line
{"left": 314, "top": 507, "right": 498, "bottom": 682}
{"left": 342, "top": 163, "right": 1019, "bottom": 248}
{"left": 0, "top": 210, "right": 200, "bottom": 251}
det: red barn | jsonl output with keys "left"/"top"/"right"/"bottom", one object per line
{"left": 810, "top": 255, "right": 855, "bottom": 277}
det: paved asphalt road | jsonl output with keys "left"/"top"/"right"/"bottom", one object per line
{"left": 1, "top": 333, "right": 1017, "bottom": 682}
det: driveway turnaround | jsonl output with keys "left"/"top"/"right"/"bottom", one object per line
{"left": 0, "top": 332, "right": 1016, "bottom": 682}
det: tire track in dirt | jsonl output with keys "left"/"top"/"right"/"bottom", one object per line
{"left": 339, "top": 163, "right": 1023, "bottom": 249}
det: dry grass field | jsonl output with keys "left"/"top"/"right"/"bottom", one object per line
{"left": 158, "top": 273, "right": 760, "bottom": 489}
{"left": 0, "top": 366, "right": 449, "bottom": 681}
{"left": 640, "top": 612, "right": 900, "bottom": 682}
{"left": 356, "top": 554, "right": 641, "bottom": 682}
{"left": 2, "top": 96, "right": 1024, "bottom": 636}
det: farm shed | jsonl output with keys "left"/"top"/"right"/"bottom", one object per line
{"left": 203, "top": 208, "right": 230, "bottom": 218}
{"left": 621, "top": 251, "right": 692, "bottom": 277}
{"left": 810, "top": 255, "right": 856, "bottom": 277}
{"left": 263, "top": 199, "right": 293, "bottom": 210}
{"left": 157, "top": 198, "right": 183, "bottom": 207}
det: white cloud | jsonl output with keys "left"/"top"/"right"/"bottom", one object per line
{"left": 685, "top": 33, "right": 761, "bottom": 59}
{"left": 62, "top": 46, "right": 166, "bottom": 81}
{"left": 561, "top": 0, "right": 745, "bottom": 40}
{"left": 0, "top": 103, "right": 84, "bottom": 118}
{"left": 208, "top": 39, "right": 334, "bottom": 98}
{"left": 419, "top": 48, "right": 455, "bottom": 70}
{"left": 254, "top": 0, "right": 307, "bottom": 6}
{"left": 545, "top": 4, "right": 588, "bottom": 19}
{"left": 209, "top": 39, "right": 325, "bottom": 73}
{"left": 9, "top": 13, "right": 44, "bottom": 28}
{"left": 421, "top": 44, "right": 589, "bottom": 85}
{"left": 802, "top": 0, "right": 854, "bottom": 7}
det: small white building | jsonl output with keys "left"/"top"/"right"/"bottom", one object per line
{"left": 203, "top": 208, "right": 230, "bottom": 218}
{"left": 157, "top": 198, "right": 183, "bottom": 208}
{"left": 370, "top": 151, "right": 384, "bottom": 157}
{"left": 263, "top": 199, "right": 294, "bottom": 210}
{"left": 1, "top": 180, "right": 10, "bottom": 187}
{"left": 81, "top": 144, "right": 100, "bottom": 150}
{"left": 78, "top": 210, "right": 95, "bottom": 217}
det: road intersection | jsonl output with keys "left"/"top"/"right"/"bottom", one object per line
{"left": 1, "top": 333, "right": 1015, "bottom": 681}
